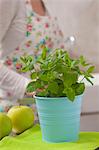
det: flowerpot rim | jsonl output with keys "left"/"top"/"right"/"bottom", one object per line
{"left": 34, "top": 94, "right": 83, "bottom": 100}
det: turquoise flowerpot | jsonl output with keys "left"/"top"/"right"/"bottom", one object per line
{"left": 35, "top": 95, "right": 82, "bottom": 143}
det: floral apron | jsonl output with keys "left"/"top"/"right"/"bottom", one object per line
{"left": 0, "top": 0, "right": 65, "bottom": 115}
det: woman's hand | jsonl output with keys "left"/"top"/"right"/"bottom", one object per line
{"left": 25, "top": 88, "right": 45, "bottom": 97}
{"left": 25, "top": 91, "right": 36, "bottom": 97}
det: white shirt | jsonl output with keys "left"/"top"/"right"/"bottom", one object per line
{"left": 0, "top": 0, "right": 30, "bottom": 99}
{"left": 0, "top": 0, "right": 26, "bottom": 57}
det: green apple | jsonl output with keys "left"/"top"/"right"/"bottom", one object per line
{"left": 7, "top": 106, "right": 34, "bottom": 134}
{"left": 0, "top": 113, "right": 12, "bottom": 139}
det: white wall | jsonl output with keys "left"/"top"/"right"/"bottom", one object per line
{"left": 46, "top": 0, "right": 99, "bottom": 72}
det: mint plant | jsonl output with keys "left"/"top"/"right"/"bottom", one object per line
{"left": 20, "top": 48, "right": 94, "bottom": 101}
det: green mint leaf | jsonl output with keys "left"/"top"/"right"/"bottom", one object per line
{"left": 64, "top": 52, "right": 71, "bottom": 67}
{"left": 37, "top": 89, "right": 48, "bottom": 97}
{"left": 63, "top": 71, "right": 78, "bottom": 86}
{"left": 30, "top": 72, "right": 38, "bottom": 79}
{"left": 27, "top": 55, "right": 33, "bottom": 62}
{"left": 79, "top": 56, "right": 89, "bottom": 66}
{"left": 21, "top": 66, "right": 30, "bottom": 72}
{"left": 39, "top": 73, "right": 48, "bottom": 81}
{"left": 48, "top": 81, "right": 59, "bottom": 94}
{"left": 41, "top": 47, "right": 47, "bottom": 60}
{"left": 75, "top": 83, "right": 85, "bottom": 95}
{"left": 63, "top": 87, "right": 75, "bottom": 101}
{"left": 20, "top": 56, "right": 27, "bottom": 64}
{"left": 28, "top": 62, "right": 34, "bottom": 70}
{"left": 26, "top": 81, "right": 36, "bottom": 92}
{"left": 87, "top": 66, "right": 95, "bottom": 73}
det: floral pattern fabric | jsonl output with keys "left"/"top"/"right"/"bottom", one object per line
{"left": 0, "top": 0, "right": 66, "bottom": 113}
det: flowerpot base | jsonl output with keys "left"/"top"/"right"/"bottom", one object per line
{"left": 43, "top": 136, "right": 79, "bottom": 143}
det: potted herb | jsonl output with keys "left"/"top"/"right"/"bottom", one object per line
{"left": 20, "top": 48, "right": 94, "bottom": 143}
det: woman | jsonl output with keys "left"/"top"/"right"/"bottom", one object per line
{"left": 0, "top": 0, "right": 66, "bottom": 113}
